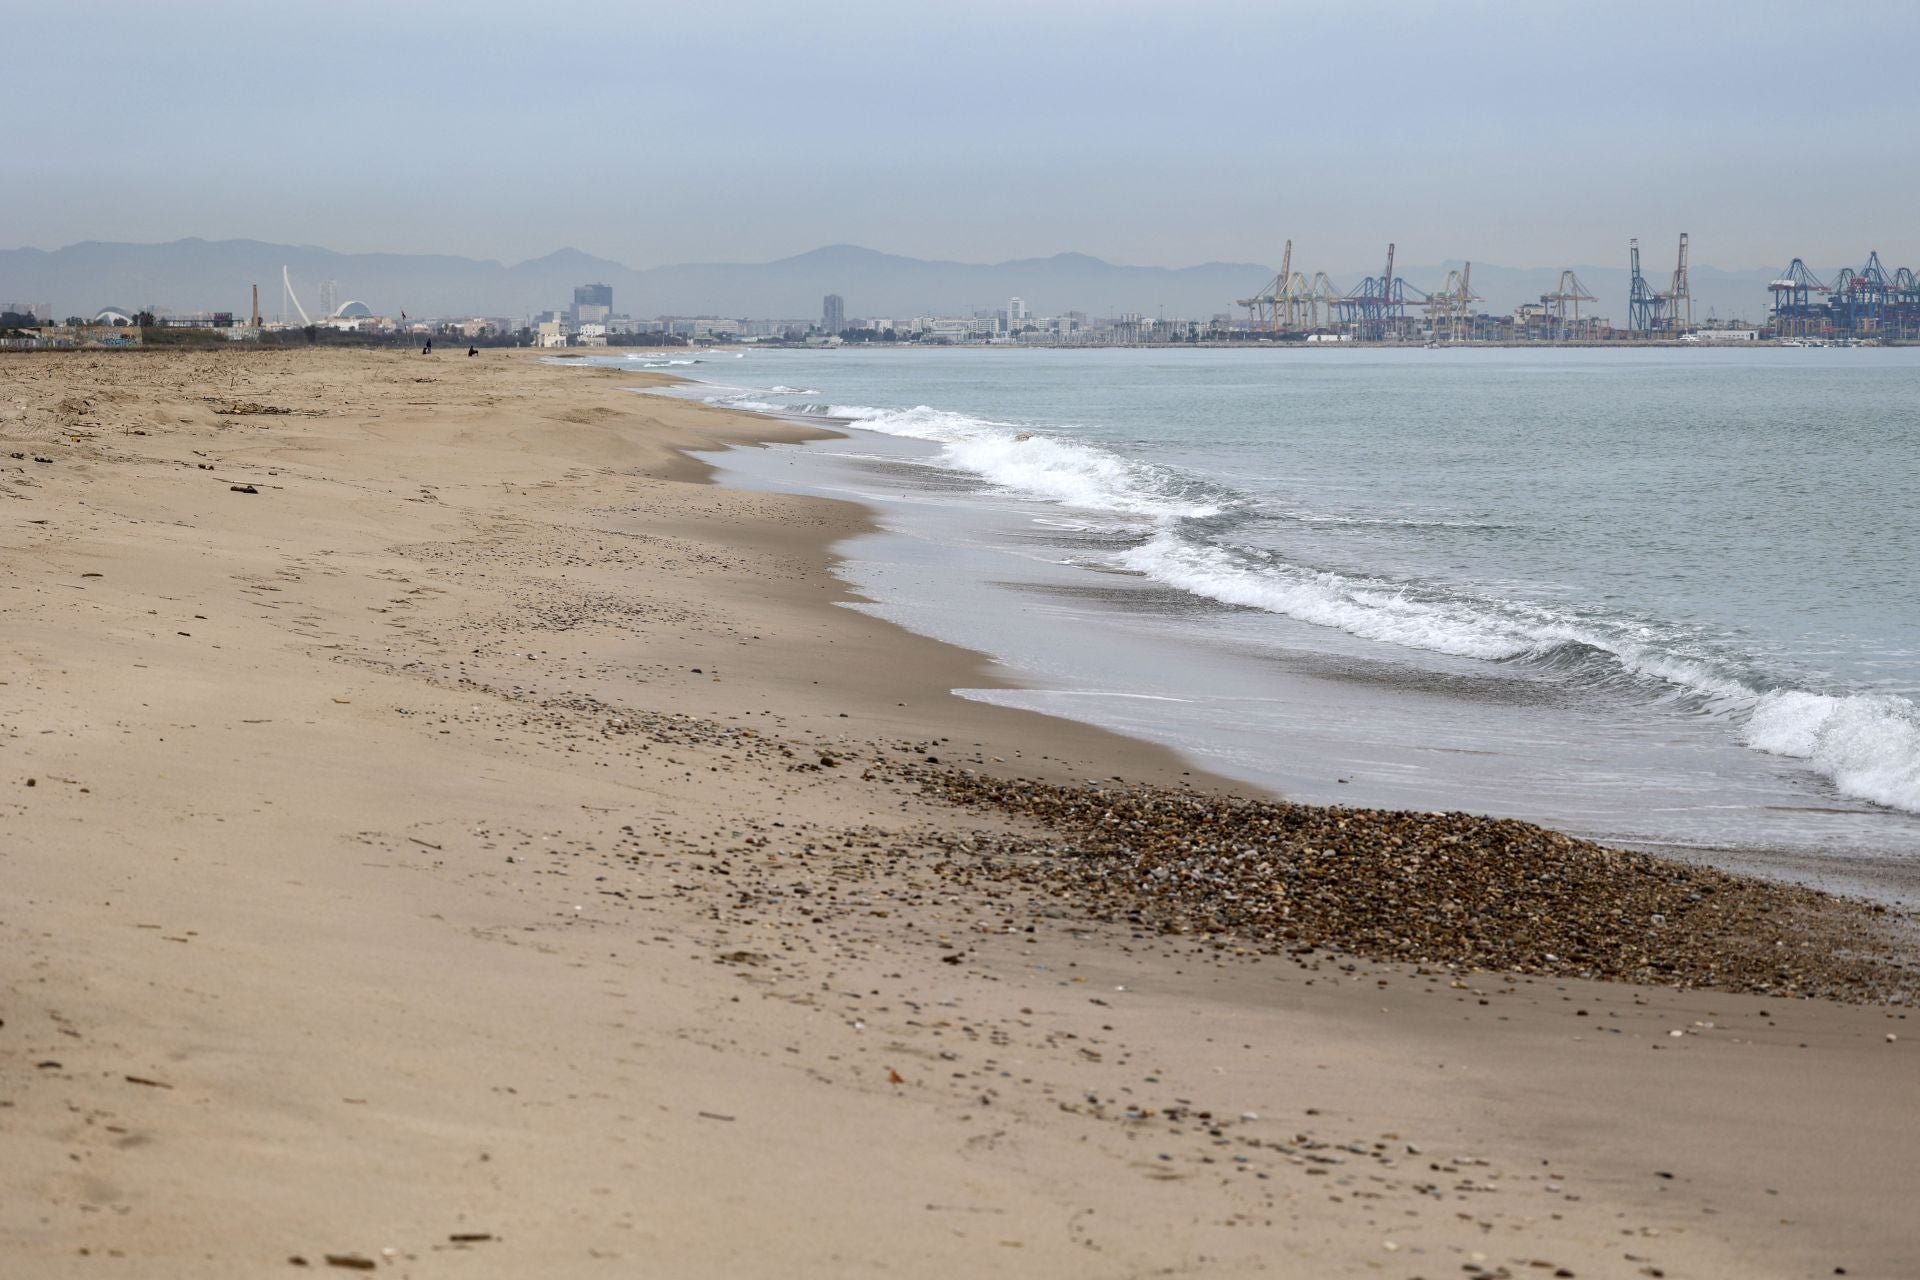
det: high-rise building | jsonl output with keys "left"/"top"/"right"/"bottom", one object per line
{"left": 822, "top": 293, "right": 845, "bottom": 335}
{"left": 573, "top": 283, "right": 613, "bottom": 327}
{"left": 1009, "top": 296, "right": 1029, "bottom": 328}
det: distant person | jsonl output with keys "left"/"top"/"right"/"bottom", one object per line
{"left": 422, "top": 338, "right": 432, "bottom": 355}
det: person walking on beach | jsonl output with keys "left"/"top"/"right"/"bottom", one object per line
{"left": 422, "top": 338, "right": 432, "bottom": 355}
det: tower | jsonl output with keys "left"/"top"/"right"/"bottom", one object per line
{"left": 822, "top": 293, "right": 845, "bottom": 334}
{"left": 572, "top": 283, "right": 613, "bottom": 328}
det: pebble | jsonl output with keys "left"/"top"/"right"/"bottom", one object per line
{"left": 909, "top": 769, "right": 1914, "bottom": 1001}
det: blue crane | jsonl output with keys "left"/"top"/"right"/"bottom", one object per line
{"left": 1627, "top": 238, "right": 1666, "bottom": 334}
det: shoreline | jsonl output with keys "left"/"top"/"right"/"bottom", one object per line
{"left": 659, "top": 354, "right": 1920, "bottom": 906}
{"left": 3, "top": 347, "right": 1915, "bottom": 1276}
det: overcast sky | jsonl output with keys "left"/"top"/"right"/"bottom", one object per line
{"left": 10, "top": 0, "right": 1917, "bottom": 273}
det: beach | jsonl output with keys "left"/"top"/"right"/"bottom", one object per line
{"left": 2, "top": 346, "right": 1915, "bottom": 1277}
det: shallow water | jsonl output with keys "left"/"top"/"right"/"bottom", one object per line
{"left": 596, "top": 346, "right": 1920, "bottom": 899}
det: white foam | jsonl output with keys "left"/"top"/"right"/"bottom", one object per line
{"left": 827, "top": 404, "right": 1221, "bottom": 520}
{"left": 1744, "top": 690, "right": 1920, "bottom": 813}
{"left": 1119, "top": 532, "right": 1533, "bottom": 659}
{"left": 681, "top": 378, "right": 1920, "bottom": 818}
{"left": 1122, "top": 531, "right": 1920, "bottom": 813}
{"left": 1119, "top": 532, "right": 1761, "bottom": 695}
{"left": 822, "top": 403, "right": 1761, "bottom": 703}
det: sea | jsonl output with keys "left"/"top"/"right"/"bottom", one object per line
{"left": 585, "top": 346, "right": 1920, "bottom": 901}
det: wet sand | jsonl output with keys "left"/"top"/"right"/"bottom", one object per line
{"left": 1, "top": 347, "right": 1915, "bottom": 1278}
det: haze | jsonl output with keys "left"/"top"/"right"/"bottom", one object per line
{"left": 10, "top": 0, "right": 1916, "bottom": 274}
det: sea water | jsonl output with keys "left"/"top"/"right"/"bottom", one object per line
{"left": 596, "top": 346, "right": 1920, "bottom": 897}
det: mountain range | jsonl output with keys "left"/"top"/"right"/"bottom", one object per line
{"left": 1, "top": 238, "right": 1792, "bottom": 326}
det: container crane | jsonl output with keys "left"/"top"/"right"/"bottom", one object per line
{"left": 1661, "top": 233, "right": 1692, "bottom": 331}
{"left": 1627, "top": 238, "right": 1666, "bottom": 334}
{"left": 1237, "top": 240, "right": 1307, "bottom": 334}
{"left": 1546, "top": 270, "right": 1597, "bottom": 339}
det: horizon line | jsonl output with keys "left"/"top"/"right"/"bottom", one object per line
{"left": 1, "top": 235, "right": 1851, "bottom": 278}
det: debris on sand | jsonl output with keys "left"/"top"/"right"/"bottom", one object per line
{"left": 910, "top": 769, "right": 1917, "bottom": 1003}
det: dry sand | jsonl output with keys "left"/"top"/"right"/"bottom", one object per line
{"left": 1, "top": 346, "right": 1915, "bottom": 1278}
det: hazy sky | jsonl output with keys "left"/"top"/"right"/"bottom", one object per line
{"left": 11, "top": 0, "right": 1919, "bottom": 273}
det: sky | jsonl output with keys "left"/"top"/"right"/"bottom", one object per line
{"left": 10, "top": 0, "right": 1920, "bottom": 274}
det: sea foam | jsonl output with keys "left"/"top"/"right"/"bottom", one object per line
{"left": 792, "top": 392, "right": 1920, "bottom": 817}
{"left": 1744, "top": 690, "right": 1920, "bottom": 813}
{"left": 825, "top": 404, "right": 1223, "bottom": 519}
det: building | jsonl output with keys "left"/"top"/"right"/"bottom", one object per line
{"left": 1009, "top": 297, "right": 1029, "bottom": 329}
{"left": 3, "top": 324, "right": 143, "bottom": 350}
{"left": 822, "top": 293, "right": 845, "bottom": 335}
{"left": 572, "top": 283, "right": 613, "bottom": 328}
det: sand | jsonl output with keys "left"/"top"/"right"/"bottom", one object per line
{"left": 1, "top": 346, "right": 1914, "bottom": 1278}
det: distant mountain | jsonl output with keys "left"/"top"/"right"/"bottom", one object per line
{"left": 0, "top": 238, "right": 641, "bottom": 323}
{"left": 0, "top": 236, "right": 1788, "bottom": 325}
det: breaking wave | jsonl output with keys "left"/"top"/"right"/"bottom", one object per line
{"left": 823, "top": 403, "right": 1225, "bottom": 519}
{"left": 1743, "top": 691, "right": 1920, "bottom": 813}
{"left": 798, "top": 398, "right": 1920, "bottom": 816}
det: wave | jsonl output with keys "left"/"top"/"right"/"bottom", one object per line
{"left": 710, "top": 382, "right": 1920, "bottom": 817}
{"left": 1118, "top": 531, "right": 1920, "bottom": 813}
{"left": 826, "top": 403, "right": 1224, "bottom": 519}
{"left": 1744, "top": 691, "right": 1920, "bottom": 813}
{"left": 812, "top": 400, "right": 1767, "bottom": 701}
{"left": 1119, "top": 531, "right": 1752, "bottom": 692}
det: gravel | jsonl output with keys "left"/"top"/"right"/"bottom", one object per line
{"left": 910, "top": 770, "right": 1918, "bottom": 1003}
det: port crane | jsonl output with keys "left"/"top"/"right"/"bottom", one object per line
{"left": 1662, "top": 233, "right": 1692, "bottom": 330}
{"left": 1338, "top": 244, "right": 1428, "bottom": 341}
{"left": 1425, "top": 262, "right": 1479, "bottom": 342}
{"left": 1627, "top": 238, "right": 1667, "bottom": 333}
{"left": 1237, "top": 240, "right": 1311, "bottom": 334}
{"left": 1546, "top": 270, "right": 1597, "bottom": 339}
